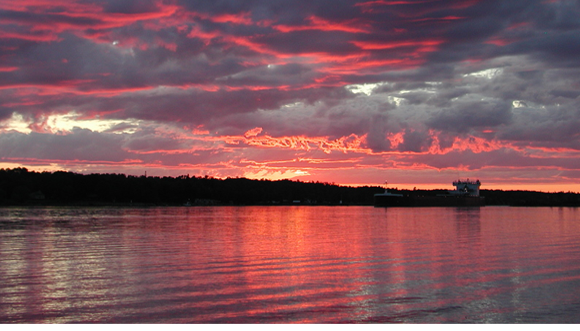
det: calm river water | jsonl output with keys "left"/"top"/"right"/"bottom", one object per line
{"left": 1, "top": 206, "right": 579, "bottom": 323}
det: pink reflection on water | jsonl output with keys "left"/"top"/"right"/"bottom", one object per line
{"left": 0, "top": 206, "right": 580, "bottom": 322}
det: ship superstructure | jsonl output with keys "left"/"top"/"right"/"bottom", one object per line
{"left": 374, "top": 179, "right": 485, "bottom": 207}
{"left": 448, "top": 179, "right": 481, "bottom": 197}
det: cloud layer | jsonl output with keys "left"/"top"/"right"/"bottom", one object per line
{"left": 1, "top": 0, "right": 580, "bottom": 190}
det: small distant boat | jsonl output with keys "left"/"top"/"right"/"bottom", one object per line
{"left": 374, "top": 179, "right": 485, "bottom": 207}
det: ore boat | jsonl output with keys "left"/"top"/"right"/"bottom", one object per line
{"left": 374, "top": 179, "right": 485, "bottom": 207}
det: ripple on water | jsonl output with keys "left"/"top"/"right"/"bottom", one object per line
{"left": 1, "top": 206, "right": 580, "bottom": 323}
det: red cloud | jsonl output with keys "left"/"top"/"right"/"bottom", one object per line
{"left": 209, "top": 12, "right": 254, "bottom": 25}
{"left": 321, "top": 58, "right": 422, "bottom": 74}
{"left": 484, "top": 38, "right": 517, "bottom": 46}
{"left": 0, "top": 66, "right": 19, "bottom": 72}
{"left": 351, "top": 39, "right": 444, "bottom": 50}
{"left": 0, "top": 30, "right": 61, "bottom": 42}
{"left": 0, "top": 1, "right": 179, "bottom": 40}
{"left": 274, "top": 15, "right": 371, "bottom": 34}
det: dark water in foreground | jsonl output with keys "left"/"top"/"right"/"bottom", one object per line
{"left": 1, "top": 206, "right": 579, "bottom": 323}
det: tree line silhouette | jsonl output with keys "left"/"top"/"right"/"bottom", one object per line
{"left": 1, "top": 167, "right": 579, "bottom": 207}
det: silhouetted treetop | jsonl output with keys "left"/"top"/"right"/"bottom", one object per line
{"left": 0, "top": 168, "right": 578, "bottom": 207}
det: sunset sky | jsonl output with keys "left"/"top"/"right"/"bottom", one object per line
{"left": 1, "top": 0, "right": 580, "bottom": 192}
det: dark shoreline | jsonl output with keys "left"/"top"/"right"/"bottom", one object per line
{"left": 2, "top": 168, "right": 579, "bottom": 207}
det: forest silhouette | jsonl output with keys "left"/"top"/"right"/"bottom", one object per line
{"left": 1, "top": 168, "right": 579, "bottom": 207}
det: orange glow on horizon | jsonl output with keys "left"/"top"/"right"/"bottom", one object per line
{"left": 2, "top": 159, "right": 579, "bottom": 194}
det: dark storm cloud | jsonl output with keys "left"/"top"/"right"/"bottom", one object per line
{"left": 99, "top": 0, "right": 161, "bottom": 14}
{"left": 427, "top": 100, "right": 513, "bottom": 133}
{"left": 0, "top": 129, "right": 127, "bottom": 162}
{"left": 120, "top": 88, "right": 313, "bottom": 123}
{"left": 203, "top": 87, "right": 363, "bottom": 137}
{"left": 176, "top": 0, "right": 359, "bottom": 24}
{"left": 398, "top": 129, "right": 433, "bottom": 153}
{"left": 255, "top": 30, "right": 361, "bottom": 55}
{"left": 499, "top": 103, "right": 580, "bottom": 149}
{"left": 0, "top": 9, "right": 102, "bottom": 30}
{"left": 406, "top": 147, "right": 580, "bottom": 172}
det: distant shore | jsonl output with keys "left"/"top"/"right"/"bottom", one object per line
{"left": 1, "top": 168, "right": 579, "bottom": 207}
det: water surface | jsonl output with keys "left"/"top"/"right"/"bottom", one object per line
{"left": 1, "top": 206, "right": 579, "bottom": 323}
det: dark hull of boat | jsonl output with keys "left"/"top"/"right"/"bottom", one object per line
{"left": 374, "top": 195, "right": 485, "bottom": 207}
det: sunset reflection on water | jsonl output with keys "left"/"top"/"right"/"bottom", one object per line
{"left": 0, "top": 206, "right": 579, "bottom": 323}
